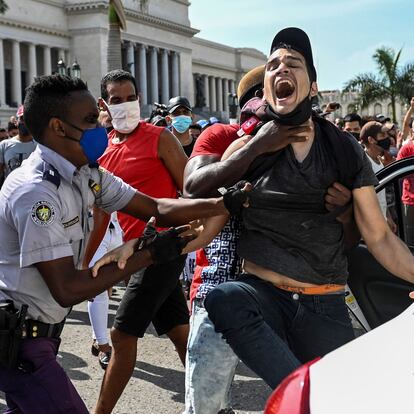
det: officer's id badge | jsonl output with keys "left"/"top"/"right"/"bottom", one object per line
{"left": 31, "top": 201, "right": 55, "bottom": 226}
{"left": 88, "top": 179, "right": 101, "bottom": 194}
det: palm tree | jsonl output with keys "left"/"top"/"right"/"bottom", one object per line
{"left": 0, "top": 0, "right": 8, "bottom": 14}
{"left": 107, "top": 0, "right": 126, "bottom": 72}
{"left": 395, "top": 62, "right": 414, "bottom": 105}
{"left": 343, "top": 47, "right": 414, "bottom": 122}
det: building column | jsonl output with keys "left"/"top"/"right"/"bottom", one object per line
{"left": 0, "top": 38, "right": 5, "bottom": 106}
{"left": 171, "top": 51, "right": 179, "bottom": 97}
{"left": 43, "top": 46, "right": 51, "bottom": 75}
{"left": 28, "top": 43, "right": 37, "bottom": 84}
{"left": 11, "top": 40, "right": 22, "bottom": 106}
{"left": 216, "top": 77, "right": 223, "bottom": 112}
{"left": 138, "top": 44, "right": 147, "bottom": 105}
{"left": 202, "top": 74, "right": 209, "bottom": 108}
{"left": 149, "top": 47, "right": 159, "bottom": 103}
{"left": 127, "top": 42, "right": 135, "bottom": 75}
{"left": 223, "top": 78, "right": 229, "bottom": 113}
{"left": 161, "top": 49, "right": 169, "bottom": 104}
{"left": 58, "top": 48, "right": 65, "bottom": 62}
{"left": 230, "top": 79, "right": 236, "bottom": 94}
{"left": 209, "top": 76, "right": 216, "bottom": 112}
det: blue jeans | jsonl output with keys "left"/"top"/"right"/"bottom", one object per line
{"left": 184, "top": 300, "right": 239, "bottom": 414}
{"left": 204, "top": 274, "right": 355, "bottom": 389}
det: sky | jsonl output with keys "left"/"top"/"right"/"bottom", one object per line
{"left": 189, "top": 0, "right": 414, "bottom": 91}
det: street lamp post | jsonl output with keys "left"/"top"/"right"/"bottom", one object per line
{"left": 71, "top": 61, "right": 81, "bottom": 79}
{"left": 228, "top": 93, "right": 238, "bottom": 124}
{"left": 56, "top": 58, "right": 81, "bottom": 79}
{"left": 57, "top": 58, "right": 66, "bottom": 76}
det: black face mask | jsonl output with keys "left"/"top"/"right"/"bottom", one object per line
{"left": 265, "top": 94, "right": 312, "bottom": 126}
{"left": 18, "top": 123, "right": 30, "bottom": 137}
{"left": 376, "top": 137, "right": 391, "bottom": 151}
{"left": 350, "top": 132, "right": 360, "bottom": 141}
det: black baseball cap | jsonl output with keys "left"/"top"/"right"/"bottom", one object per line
{"left": 375, "top": 114, "right": 391, "bottom": 124}
{"left": 167, "top": 96, "right": 192, "bottom": 114}
{"left": 270, "top": 27, "right": 317, "bottom": 82}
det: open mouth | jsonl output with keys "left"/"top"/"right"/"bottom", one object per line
{"left": 275, "top": 79, "right": 296, "bottom": 100}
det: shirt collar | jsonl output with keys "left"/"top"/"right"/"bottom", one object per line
{"left": 36, "top": 144, "right": 77, "bottom": 183}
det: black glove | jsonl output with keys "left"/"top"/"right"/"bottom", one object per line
{"left": 137, "top": 220, "right": 157, "bottom": 250}
{"left": 219, "top": 180, "right": 249, "bottom": 216}
{"left": 146, "top": 227, "right": 190, "bottom": 264}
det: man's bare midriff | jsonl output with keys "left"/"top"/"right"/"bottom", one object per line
{"left": 244, "top": 260, "right": 326, "bottom": 288}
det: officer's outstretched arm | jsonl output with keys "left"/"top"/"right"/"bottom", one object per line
{"left": 120, "top": 190, "right": 229, "bottom": 227}
{"left": 36, "top": 251, "right": 153, "bottom": 308}
{"left": 35, "top": 223, "right": 193, "bottom": 307}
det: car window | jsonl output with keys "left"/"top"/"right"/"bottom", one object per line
{"left": 373, "top": 161, "right": 414, "bottom": 247}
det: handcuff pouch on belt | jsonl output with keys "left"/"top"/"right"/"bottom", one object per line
{"left": 0, "top": 300, "right": 28, "bottom": 370}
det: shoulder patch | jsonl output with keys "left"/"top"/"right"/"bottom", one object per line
{"left": 31, "top": 201, "right": 55, "bottom": 226}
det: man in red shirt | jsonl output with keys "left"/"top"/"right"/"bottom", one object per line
{"left": 92, "top": 70, "right": 190, "bottom": 414}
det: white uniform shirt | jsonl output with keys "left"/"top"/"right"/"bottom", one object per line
{"left": 0, "top": 144, "right": 136, "bottom": 323}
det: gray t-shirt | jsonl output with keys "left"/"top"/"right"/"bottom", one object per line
{"left": 238, "top": 125, "right": 378, "bottom": 285}
{"left": 0, "top": 144, "right": 136, "bottom": 323}
{"left": 0, "top": 136, "right": 37, "bottom": 177}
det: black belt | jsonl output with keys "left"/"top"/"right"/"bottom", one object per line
{"left": 22, "top": 319, "right": 65, "bottom": 339}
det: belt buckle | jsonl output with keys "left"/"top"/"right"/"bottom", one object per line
{"left": 47, "top": 324, "right": 55, "bottom": 338}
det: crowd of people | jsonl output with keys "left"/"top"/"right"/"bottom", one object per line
{"left": 0, "top": 26, "right": 414, "bottom": 414}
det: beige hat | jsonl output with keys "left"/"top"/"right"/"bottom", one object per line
{"left": 360, "top": 121, "right": 387, "bottom": 143}
{"left": 237, "top": 65, "right": 265, "bottom": 109}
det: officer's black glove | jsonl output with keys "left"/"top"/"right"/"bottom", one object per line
{"left": 219, "top": 180, "right": 251, "bottom": 216}
{"left": 147, "top": 226, "right": 193, "bottom": 264}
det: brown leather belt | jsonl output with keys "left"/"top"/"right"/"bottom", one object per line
{"left": 276, "top": 283, "right": 345, "bottom": 295}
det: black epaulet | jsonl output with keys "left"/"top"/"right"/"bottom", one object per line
{"left": 42, "top": 162, "right": 61, "bottom": 188}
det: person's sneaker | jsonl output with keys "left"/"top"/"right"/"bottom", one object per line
{"left": 98, "top": 351, "right": 111, "bottom": 370}
{"left": 91, "top": 341, "right": 112, "bottom": 370}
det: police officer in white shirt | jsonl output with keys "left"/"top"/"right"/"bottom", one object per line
{"left": 0, "top": 75, "right": 233, "bottom": 413}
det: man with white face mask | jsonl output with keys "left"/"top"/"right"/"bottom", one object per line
{"left": 166, "top": 96, "right": 195, "bottom": 157}
{"left": 90, "top": 70, "right": 191, "bottom": 413}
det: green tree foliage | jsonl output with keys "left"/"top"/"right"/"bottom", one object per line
{"left": 343, "top": 47, "right": 414, "bottom": 122}
{"left": 0, "top": 0, "right": 8, "bottom": 14}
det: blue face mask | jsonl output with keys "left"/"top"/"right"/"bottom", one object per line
{"left": 62, "top": 120, "right": 108, "bottom": 164}
{"left": 171, "top": 115, "right": 192, "bottom": 134}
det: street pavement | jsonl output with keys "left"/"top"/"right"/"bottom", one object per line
{"left": 0, "top": 285, "right": 270, "bottom": 413}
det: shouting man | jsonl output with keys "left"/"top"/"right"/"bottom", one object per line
{"left": 202, "top": 27, "right": 414, "bottom": 390}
